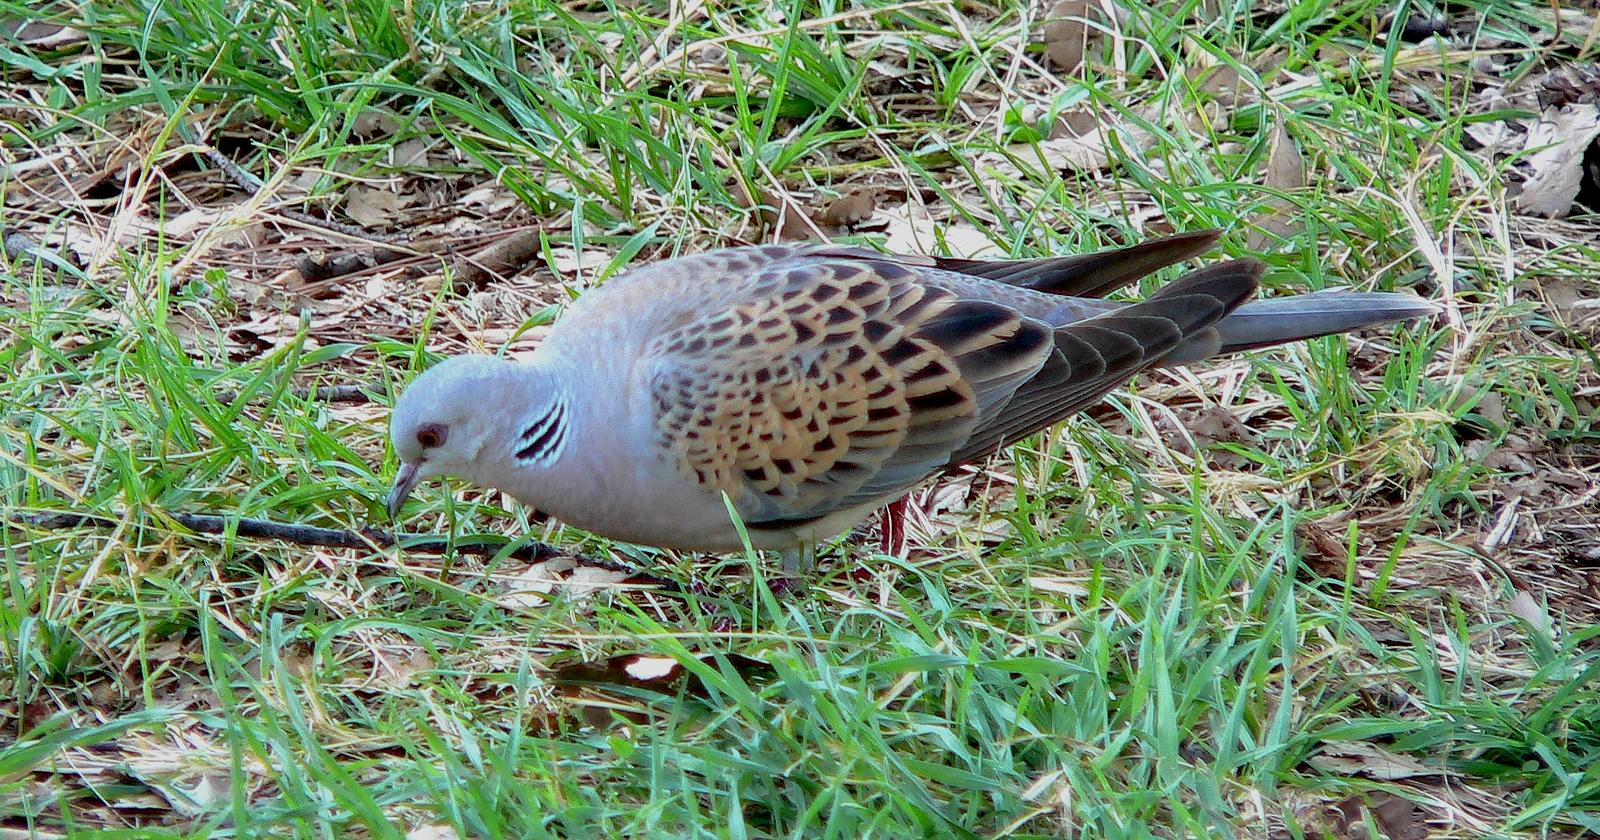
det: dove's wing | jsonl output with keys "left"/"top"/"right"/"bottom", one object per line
{"left": 643, "top": 247, "right": 1263, "bottom": 532}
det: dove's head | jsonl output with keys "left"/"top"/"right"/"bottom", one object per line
{"left": 385, "top": 354, "right": 567, "bottom": 519}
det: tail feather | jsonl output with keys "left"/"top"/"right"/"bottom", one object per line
{"left": 934, "top": 229, "right": 1223, "bottom": 298}
{"left": 1164, "top": 292, "right": 1440, "bottom": 364}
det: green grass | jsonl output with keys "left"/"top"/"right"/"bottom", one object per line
{"left": 4, "top": 0, "right": 1600, "bottom": 836}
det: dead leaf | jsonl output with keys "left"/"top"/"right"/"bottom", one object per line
{"left": 500, "top": 557, "right": 636, "bottom": 607}
{"left": 1515, "top": 103, "right": 1600, "bottom": 218}
{"left": 877, "top": 204, "right": 1000, "bottom": 258}
{"left": 550, "top": 652, "right": 774, "bottom": 695}
{"left": 1465, "top": 436, "right": 1537, "bottom": 473}
{"left": 1322, "top": 791, "right": 1429, "bottom": 840}
{"left": 1367, "top": 792, "right": 1428, "bottom": 840}
{"left": 1263, "top": 122, "right": 1305, "bottom": 192}
{"left": 8, "top": 19, "right": 87, "bottom": 49}
{"left": 816, "top": 188, "right": 877, "bottom": 227}
{"left": 1048, "top": 110, "right": 1099, "bottom": 140}
{"left": 351, "top": 109, "right": 401, "bottom": 139}
{"left": 1028, "top": 576, "right": 1089, "bottom": 597}
{"left": 459, "top": 183, "right": 524, "bottom": 215}
{"left": 1537, "top": 63, "right": 1600, "bottom": 110}
{"left": 1316, "top": 42, "right": 1362, "bottom": 69}
{"left": 1296, "top": 519, "right": 1349, "bottom": 577}
{"left": 1539, "top": 276, "right": 1586, "bottom": 312}
{"left": 989, "top": 97, "right": 1165, "bottom": 179}
{"left": 162, "top": 208, "right": 219, "bottom": 240}
{"left": 1003, "top": 131, "right": 1104, "bottom": 173}
{"left": 1507, "top": 590, "right": 1554, "bottom": 640}
{"left": 1475, "top": 389, "right": 1506, "bottom": 428}
{"left": 1248, "top": 121, "right": 1305, "bottom": 249}
{"left": 371, "top": 647, "right": 433, "bottom": 689}
{"left": 866, "top": 58, "right": 913, "bottom": 81}
{"left": 1187, "top": 404, "right": 1256, "bottom": 447}
{"left": 1528, "top": 275, "right": 1598, "bottom": 327}
{"left": 343, "top": 186, "right": 413, "bottom": 228}
{"left": 732, "top": 181, "right": 823, "bottom": 241}
{"left": 279, "top": 643, "right": 315, "bottom": 678}
{"left": 763, "top": 189, "right": 821, "bottom": 241}
{"left": 545, "top": 244, "right": 610, "bottom": 277}
{"left": 175, "top": 772, "right": 231, "bottom": 814}
{"left": 1251, "top": 48, "right": 1290, "bottom": 91}
{"left": 392, "top": 137, "right": 430, "bottom": 169}
{"left": 1040, "top": 0, "right": 1093, "bottom": 75}
{"left": 1308, "top": 741, "right": 1438, "bottom": 780}
{"left": 1188, "top": 64, "right": 1243, "bottom": 108}
{"left": 1159, "top": 404, "right": 1256, "bottom": 468}
{"left": 229, "top": 312, "right": 318, "bottom": 355}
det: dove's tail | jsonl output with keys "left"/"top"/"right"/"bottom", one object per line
{"left": 1165, "top": 292, "right": 1441, "bottom": 364}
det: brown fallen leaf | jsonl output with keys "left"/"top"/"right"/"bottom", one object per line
{"left": 999, "top": 118, "right": 1156, "bottom": 175}
{"left": 1537, "top": 62, "right": 1600, "bottom": 110}
{"left": 1187, "top": 404, "right": 1256, "bottom": 446}
{"left": 1039, "top": 0, "right": 1093, "bottom": 75}
{"left": 7, "top": 18, "right": 87, "bottom": 49}
{"left": 343, "top": 185, "right": 414, "bottom": 228}
{"left": 1308, "top": 741, "right": 1438, "bottom": 781}
{"left": 1464, "top": 436, "right": 1538, "bottom": 474}
{"left": 1248, "top": 120, "right": 1306, "bottom": 250}
{"left": 550, "top": 652, "right": 773, "bottom": 693}
{"left": 351, "top": 108, "right": 401, "bottom": 139}
{"left": 448, "top": 228, "right": 546, "bottom": 289}
{"left": 732, "top": 180, "right": 823, "bottom": 241}
{"left": 816, "top": 187, "right": 877, "bottom": 227}
{"left": 1048, "top": 109, "right": 1099, "bottom": 140}
{"left": 764, "top": 188, "right": 822, "bottom": 241}
{"left": 161, "top": 207, "right": 220, "bottom": 240}
{"left": 1296, "top": 519, "right": 1350, "bottom": 579}
{"left": 1188, "top": 63, "right": 1243, "bottom": 109}
{"left": 391, "top": 136, "right": 430, "bottom": 168}
{"left": 876, "top": 204, "right": 1001, "bottom": 258}
{"left": 550, "top": 652, "right": 776, "bottom": 729}
{"left": 1368, "top": 792, "right": 1428, "bottom": 840}
{"left": 1323, "top": 791, "right": 1429, "bottom": 840}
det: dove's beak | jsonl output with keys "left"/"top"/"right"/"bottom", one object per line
{"left": 386, "top": 462, "right": 423, "bottom": 521}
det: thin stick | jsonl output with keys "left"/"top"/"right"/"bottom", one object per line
{"left": 11, "top": 509, "right": 686, "bottom": 591}
{"left": 203, "top": 148, "right": 411, "bottom": 245}
{"left": 11, "top": 510, "right": 557, "bottom": 563}
{"left": 214, "top": 384, "right": 385, "bottom": 407}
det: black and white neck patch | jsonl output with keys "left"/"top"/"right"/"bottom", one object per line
{"left": 514, "top": 398, "right": 568, "bottom": 466}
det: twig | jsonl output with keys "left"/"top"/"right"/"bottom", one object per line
{"left": 203, "top": 148, "right": 410, "bottom": 245}
{"left": 10, "top": 510, "right": 558, "bottom": 563}
{"left": 215, "top": 383, "right": 386, "bottom": 407}
{"left": 447, "top": 228, "right": 546, "bottom": 289}
{"left": 10, "top": 509, "right": 685, "bottom": 591}
{"left": 201, "top": 146, "right": 550, "bottom": 287}
{"left": 294, "top": 247, "right": 413, "bottom": 282}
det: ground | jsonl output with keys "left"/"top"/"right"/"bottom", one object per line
{"left": 2, "top": 0, "right": 1599, "bottom": 837}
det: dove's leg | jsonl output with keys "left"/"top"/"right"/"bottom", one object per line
{"left": 880, "top": 495, "right": 910, "bottom": 557}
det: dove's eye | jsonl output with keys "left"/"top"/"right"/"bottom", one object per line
{"left": 416, "top": 424, "right": 447, "bottom": 449}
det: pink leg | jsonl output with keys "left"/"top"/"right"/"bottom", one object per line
{"left": 880, "top": 494, "right": 910, "bottom": 557}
